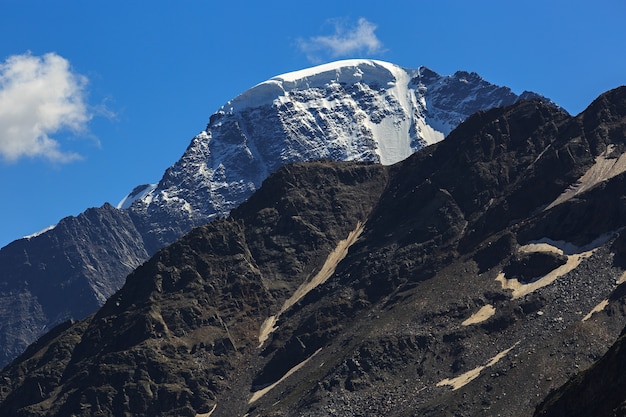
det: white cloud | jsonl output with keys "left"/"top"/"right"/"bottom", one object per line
{"left": 298, "top": 18, "right": 384, "bottom": 63}
{"left": 0, "top": 52, "right": 91, "bottom": 163}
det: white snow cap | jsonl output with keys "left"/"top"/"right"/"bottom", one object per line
{"left": 223, "top": 59, "right": 407, "bottom": 113}
{"left": 23, "top": 224, "right": 56, "bottom": 240}
{"left": 272, "top": 59, "right": 400, "bottom": 87}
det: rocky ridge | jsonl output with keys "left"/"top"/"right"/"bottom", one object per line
{"left": 0, "top": 60, "right": 547, "bottom": 367}
{"left": 0, "top": 87, "right": 625, "bottom": 416}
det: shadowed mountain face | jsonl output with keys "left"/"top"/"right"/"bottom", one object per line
{"left": 0, "top": 204, "right": 149, "bottom": 366}
{"left": 1, "top": 88, "right": 626, "bottom": 417}
{"left": 534, "top": 323, "right": 626, "bottom": 417}
{"left": 0, "top": 61, "right": 548, "bottom": 368}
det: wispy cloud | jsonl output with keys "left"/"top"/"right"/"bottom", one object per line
{"left": 0, "top": 52, "right": 92, "bottom": 163}
{"left": 298, "top": 18, "right": 384, "bottom": 63}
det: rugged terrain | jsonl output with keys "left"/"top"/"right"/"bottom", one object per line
{"left": 0, "top": 87, "right": 625, "bottom": 416}
{"left": 0, "top": 59, "right": 549, "bottom": 367}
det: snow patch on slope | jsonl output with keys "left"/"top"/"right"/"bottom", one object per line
{"left": 496, "top": 234, "right": 615, "bottom": 299}
{"left": 258, "top": 221, "right": 364, "bottom": 347}
{"left": 437, "top": 342, "right": 520, "bottom": 390}
{"left": 546, "top": 144, "right": 626, "bottom": 210}
{"left": 23, "top": 224, "right": 56, "bottom": 240}
{"left": 117, "top": 183, "right": 158, "bottom": 209}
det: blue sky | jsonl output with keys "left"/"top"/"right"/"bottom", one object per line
{"left": 1, "top": 0, "right": 625, "bottom": 248}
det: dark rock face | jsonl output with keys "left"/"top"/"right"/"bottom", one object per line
{"left": 0, "top": 161, "right": 388, "bottom": 417}
{"left": 2, "top": 87, "right": 626, "bottom": 417}
{"left": 503, "top": 252, "right": 568, "bottom": 284}
{"left": 0, "top": 204, "right": 148, "bottom": 366}
{"left": 534, "top": 327, "right": 626, "bottom": 417}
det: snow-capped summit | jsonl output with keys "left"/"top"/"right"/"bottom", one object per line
{"left": 218, "top": 59, "right": 426, "bottom": 166}
{"left": 0, "top": 60, "right": 557, "bottom": 367}
{"left": 225, "top": 59, "right": 401, "bottom": 112}
{"left": 123, "top": 59, "right": 551, "bottom": 251}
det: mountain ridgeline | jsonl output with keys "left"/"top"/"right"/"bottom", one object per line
{"left": 1, "top": 86, "right": 626, "bottom": 416}
{"left": 0, "top": 60, "right": 550, "bottom": 367}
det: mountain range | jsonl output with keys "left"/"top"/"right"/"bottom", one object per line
{"left": 0, "top": 77, "right": 625, "bottom": 415}
{"left": 0, "top": 59, "right": 551, "bottom": 367}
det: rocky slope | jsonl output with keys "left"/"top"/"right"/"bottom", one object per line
{"left": 0, "top": 87, "right": 625, "bottom": 416}
{"left": 534, "top": 322, "right": 626, "bottom": 417}
{"left": 0, "top": 60, "right": 548, "bottom": 367}
{"left": 0, "top": 204, "right": 148, "bottom": 366}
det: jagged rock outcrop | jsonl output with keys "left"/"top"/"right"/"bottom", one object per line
{"left": 1, "top": 87, "right": 625, "bottom": 416}
{"left": 0, "top": 60, "right": 550, "bottom": 367}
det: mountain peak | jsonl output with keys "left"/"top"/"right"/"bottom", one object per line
{"left": 580, "top": 85, "right": 626, "bottom": 120}
{"left": 270, "top": 59, "right": 400, "bottom": 85}
{"left": 0, "top": 59, "right": 558, "bottom": 369}
{"left": 128, "top": 60, "right": 553, "bottom": 251}
{"left": 3, "top": 88, "right": 626, "bottom": 417}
